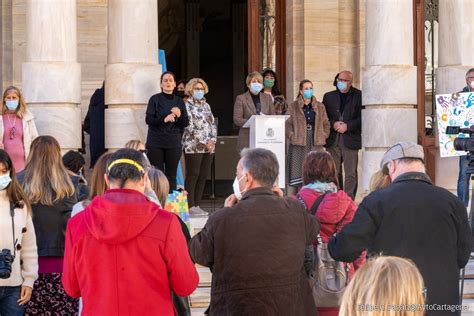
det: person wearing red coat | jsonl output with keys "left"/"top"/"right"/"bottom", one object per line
{"left": 298, "top": 151, "right": 365, "bottom": 316}
{"left": 62, "top": 148, "right": 199, "bottom": 315}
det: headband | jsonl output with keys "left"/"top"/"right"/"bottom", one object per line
{"left": 107, "top": 159, "right": 144, "bottom": 173}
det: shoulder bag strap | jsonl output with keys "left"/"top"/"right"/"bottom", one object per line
{"left": 10, "top": 202, "right": 17, "bottom": 257}
{"left": 309, "top": 192, "right": 329, "bottom": 216}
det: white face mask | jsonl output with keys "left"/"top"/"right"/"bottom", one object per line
{"left": 232, "top": 175, "right": 247, "bottom": 200}
{"left": 470, "top": 81, "right": 474, "bottom": 89}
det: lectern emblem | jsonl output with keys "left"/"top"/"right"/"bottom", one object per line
{"left": 266, "top": 128, "right": 275, "bottom": 138}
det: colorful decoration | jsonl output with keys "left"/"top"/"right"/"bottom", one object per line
{"left": 436, "top": 92, "right": 473, "bottom": 157}
{"left": 164, "top": 190, "right": 190, "bottom": 229}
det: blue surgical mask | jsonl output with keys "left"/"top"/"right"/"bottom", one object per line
{"left": 5, "top": 100, "right": 19, "bottom": 111}
{"left": 250, "top": 82, "right": 263, "bottom": 94}
{"left": 337, "top": 81, "right": 348, "bottom": 92}
{"left": 193, "top": 90, "right": 205, "bottom": 100}
{"left": 0, "top": 173, "right": 11, "bottom": 191}
{"left": 303, "top": 89, "right": 313, "bottom": 99}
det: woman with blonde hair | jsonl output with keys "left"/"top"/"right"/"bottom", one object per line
{"left": 125, "top": 139, "right": 146, "bottom": 152}
{"left": 339, "top": 256, "right": 425, "bottom": 316}
{"left": 182, "top": 78, "right": 217, "bottom": 210}
{"left": 233, "top": 71, "right": 275, "bottom": 150}
{"left": 17, "top": 136, "right": 79, "bottom": 314}
{"left": 369, "top": 169, "right": 391, "bottom": 192}
{"left": 1, "top": 86, "right": 39, "bottom": 172}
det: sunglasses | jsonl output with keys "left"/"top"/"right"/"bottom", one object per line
{"left": 139, "top": 149, "right": 148, "bottom": 154}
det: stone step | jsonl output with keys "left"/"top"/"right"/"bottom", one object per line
{"left": 460, "top": 278, "right": 474, "bottom": 298}
{"left": 197, "top": 266, "right": 212, "bottom": 287}
{"left": 191, "top": 307, "right": 208, "bottom": 316}
{"left": 190, "top": 287, "right": 211, "bottom": 308}
{"left": 460, "top": 298, "right": 474, "bottom": 316}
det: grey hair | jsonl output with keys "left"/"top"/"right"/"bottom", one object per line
{"left": 240, "top": 148, "right": 279, "bottom": 187}
{"left": 466, "top": 68, "right": 474, "bottom": 79}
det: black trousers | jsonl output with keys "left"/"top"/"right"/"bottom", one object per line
{"left": 184, "top": 153, "right": 213, "bottom": 207}
{"left": 147, "top": 147, "right": 182, "bottom": 192}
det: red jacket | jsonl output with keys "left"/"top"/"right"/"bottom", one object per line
{"left": 297, "top": 188, "right": 365, "bottom": 277}
{"left": 62, "top": 189, "right": 199, "bottom": 316}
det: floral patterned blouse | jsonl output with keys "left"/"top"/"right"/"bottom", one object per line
{"left": 183, "top": 97, "right": 217, "bottom": 154}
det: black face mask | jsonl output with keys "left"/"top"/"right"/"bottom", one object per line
{"left": 175, "top": 91, "right": 186, "bottom": 99}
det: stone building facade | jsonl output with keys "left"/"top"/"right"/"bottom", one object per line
{"left": 0, "top": 0, "right": 469, "bottom": 195}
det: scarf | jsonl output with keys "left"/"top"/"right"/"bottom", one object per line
{"left": 303, "top": 181, "right": 338, "bottom": 193}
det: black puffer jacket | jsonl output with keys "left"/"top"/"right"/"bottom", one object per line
{"left": 17, "top": 171, "right": 80, "bottom": 256}
{"left": 328, "top": 172, "right": 472, "bottom": 314}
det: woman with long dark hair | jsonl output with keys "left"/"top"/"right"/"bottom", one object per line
{"left": 0, "top": 149, "right": 37, "bottom": 314}
{"left": 261, "top": 68, "right": 288, "bottom": 115}
{"left": 19, "top": 136, "right": 79, "bottom": 314}
{"left": 145, "top": 71, "right": 189, "bottom": 192}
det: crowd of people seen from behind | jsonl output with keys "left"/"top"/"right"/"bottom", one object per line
{"left": 0, "top": 66, "right": 472, "bottom": 316}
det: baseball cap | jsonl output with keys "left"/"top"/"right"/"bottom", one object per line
{"left": 380, "top": 141, "right": 424, "bottom": 168}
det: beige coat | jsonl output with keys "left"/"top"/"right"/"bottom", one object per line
{"left": 286, "top": 96, "right": 330, "bottom": 146}
{"left": 233, "top": 91, "right": 275, "bottom": 150}
{"left": 0, "top": 110, "right": 39, "bottom": 159}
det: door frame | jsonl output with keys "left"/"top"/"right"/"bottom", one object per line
{"left": 413, "top": 0, "right": 436, "bottom": 182}
{"left": 248, "top": 0, "right": 286, "bottom": 94}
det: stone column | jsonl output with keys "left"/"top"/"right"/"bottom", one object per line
{"left": 361, "top": 0, "right": 418, "bottom": 192}
{"left": 435, "top": 0, "right": 474, "bottom": 189}
{"left": 22, "top": 0, "right": 81, "bottom": 150}
{"left": 105, "top": 0, "right": 162, "bottom": 150}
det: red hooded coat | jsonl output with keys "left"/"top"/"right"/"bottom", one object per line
{"left": 62, "top": 189, "right": 199, "bottom": 316}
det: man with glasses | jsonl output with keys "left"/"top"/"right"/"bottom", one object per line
{"left": 328, "top": 141, "right": 472, "bottom": 315}
{"left": 323, "top": 70, "right": 362, "bottom": 200}
{"left": 457, "top": 68, "right": 474, "bottom": 207}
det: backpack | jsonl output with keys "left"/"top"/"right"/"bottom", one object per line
{"left": 297, "top": 191, "right": 349, "bottom": 308}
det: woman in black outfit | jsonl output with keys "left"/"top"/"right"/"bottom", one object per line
{"left": 146, "top": 71, "right": 189, "bottom": 192}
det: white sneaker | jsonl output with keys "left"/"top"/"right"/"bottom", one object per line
{"left": 189, "top": 206, "right": 208, "bottom": 216}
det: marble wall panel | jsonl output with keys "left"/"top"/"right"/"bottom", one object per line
{"left": 365, "top": 0, "right": 413, "bottom": 66}
{"left": 107, "top": 0, "right": 158, "bottom": 64}
{"left": 29, "top": 105, "right": 82, "bottom": 149}
{"left": 22, "top": 62, "right": 81, "bottom": 103}
{"left": 104, "top": 107, "right": 148, "bottom": 148}
{"left": 105, "top": 63, "right": 162, "bottom": 105}
{"left": 362, "top": 65, "right": 417, "bottom": 106}
{"left": 362, "top": 108, "right": 417, "bottom": 148}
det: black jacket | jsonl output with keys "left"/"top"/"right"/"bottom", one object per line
{"left": 145, "top": 93, "right": 189, "bottom": 149}
{"left": 189, "top": 187, "right": 319, "bottom": 315}
{"left": 322, "top": 87, "right": 362, "bottom": 150}
{"left": 328, "top": 172, "right": 472, "bottom": 313}
{"left": 17, "top": 172, "right": 80, "bottom": 257}
{"left": 84, "top": 85, "right": 106, "bottom": 168}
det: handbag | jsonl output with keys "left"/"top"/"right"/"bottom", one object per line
{"left": 297, "top": 192, "right": 349, "bottom": 308}
{"left": 164, "top": 190, "right": 190, "bottom": 230}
